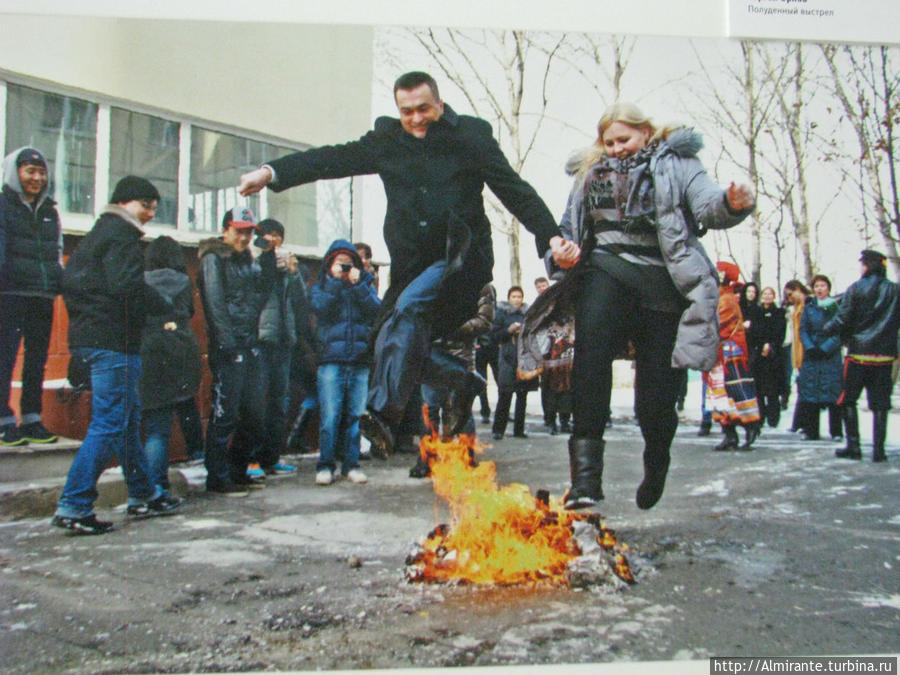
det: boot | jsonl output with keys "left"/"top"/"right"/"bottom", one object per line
{"left": 835, "top": 405, "right": 861, "bottom": 460}
{"left": 873, "top": 409, "right": 888, "bottom": 463}
{"left": 286, "top": 406, "right": 314, "bottom": 452}
{"left": 563, "top": 437, "right": 604, "bottom": 510}
{"left": 636, "top": 445, "right": 671, "bottom": 510}
{"left": 739, "top": 422, "right": 760, "bottom": 451}
{"left": 697, "top": 420, "right": 712, "bottom": 437}
{"left": 714, "top": 425, "right": 739, "bottom": 451}
{"left": 443, "top": 371, "right": 486, "bottom": 437}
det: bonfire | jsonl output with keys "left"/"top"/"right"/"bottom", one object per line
{"left": 405, "top": 423, "right": 634, "bottom": 587}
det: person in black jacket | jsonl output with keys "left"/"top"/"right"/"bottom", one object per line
{"left": 198, "top": 206, "right": 275, "bottom": 496}
{"left": 750, "top": 286, "right": 788, "bottom": 428}
{"left": 491, "top": 287, "right": 536, "bottom": 440}
{"left": 53, "top": 176, "right": 181, "bottom": 535}
{"left": 239, "top": 71, "right": 579, "bottom": 456}
{"left": 140, "top": 235, "right": 204, "bottom": 493}
{"left": 0, "top": 148, "right": 62, "bottom": 446}
{"left": 825, "top": 249, "right": 900, "bottom": 462}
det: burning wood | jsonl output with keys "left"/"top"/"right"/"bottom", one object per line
{"left": 405, "top": 423, "right": 634, "bottom": 587}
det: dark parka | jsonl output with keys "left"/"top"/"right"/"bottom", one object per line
{"left": 256, "top": 250, "right": 311, "bottom": 349}
{"left": 139, "top": 268, "right": 202, "bottom": 411}
{"left": 0, "top": 147, "right": 63, "bottom": 297}
{"left": 197, "top": 238, "right": 272, "bottom": 359}
{"left": 492, "top": 300, "right": 536, "bottom": 393}
{"left": 797, "top": 296, "right": 843, "bottom": 404}
{"left": 266, "top": 104, "right": 561, "bottom": 338}
{"left": 823, "top": 269, "right": 900, "bottom": 357}
{"left": 62, "top": 205, "right": 170, "bottom": 354}
{"left": 309, "top": 240, "right": 381, "bottom": 365}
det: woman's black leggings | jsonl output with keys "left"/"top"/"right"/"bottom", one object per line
{"left": 572, "top": 266, "right": 682, "bottom": 450}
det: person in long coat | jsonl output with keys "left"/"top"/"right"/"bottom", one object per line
{"left": 750, "top": 286, "right": 787, "bottom": 428}
{"left": 491, "top": 287, "right": 537, "bottom": 440}
{"left": 797, "top": 274, "right": 844, "bottom": 440}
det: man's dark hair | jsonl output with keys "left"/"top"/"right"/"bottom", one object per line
{"left": 354, "top": 242, "right": 373, "bottom": 260}
{"left": 534, "top": 276, "right": 548, "bottom": 286}
{"left": 508, "top": 285, "right": 524, "bottom": 299}
{"left": 393, "top": 71, "right": 440, "bottom": 101}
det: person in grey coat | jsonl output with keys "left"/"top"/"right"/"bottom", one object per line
{"left": 547, "top": 102, "right": 755, "bottom": 511}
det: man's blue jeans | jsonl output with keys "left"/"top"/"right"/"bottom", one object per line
{"left": 422, "top": 382, "right": 475, "bottom": 435}
{"left": 143, "top": 398, "right": 203, "bottom": 491}
{"left": 367, "top": 259, "right": 471, "bottom": 427}
{"left": 56, "top": 349, "right": 161, "bottom": 518}
{"left": 317, "top": 363, "right": 368, "bottom": 474}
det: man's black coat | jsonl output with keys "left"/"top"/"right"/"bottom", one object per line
{"left": 267, "top": 105, "right": 560, "bottom": 337}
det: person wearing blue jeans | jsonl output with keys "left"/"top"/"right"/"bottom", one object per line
{"left": 57, "top": 349, "right": 162, "bottom": 517}
{"left": 309, "top": 240, "right": 380, "bottom": 485}
{"left": 143, "top": 398, "right": 203, "bottom": 490}
{"left": 54, "top": 176, "right": 181, "bottom": 534}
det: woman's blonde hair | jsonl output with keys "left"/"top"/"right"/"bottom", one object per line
{"left": 573, "top": 102, "right": 677, "bottom": 178}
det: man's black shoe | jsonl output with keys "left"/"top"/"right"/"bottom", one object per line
{"left": 235, "top": 475, "right": 267, "bottom": 489}
{"left": 18, "top": 421, "right": 58, "bottom": 444}
{"left": 360, "top": 411, "right": 394, "bottom": 459}
{"left": 52, "top": 514, "right": 115, "bottom": 535}
{"left": 206, "top": 482, "right": 250, "bottom": 497}
{"left": 127, "top": 494, "right": 182, "bottom": 518}
{"left": 409, "top": 457, "right": 431, "bottom": 478}
{"left": 0, "top": 424, "right": 28, "bottom": 447}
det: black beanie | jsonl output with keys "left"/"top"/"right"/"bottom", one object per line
{"left": 16, "top": 148, "right": 47, "bottom": 170}
{"left": 110, "top": 175, "right": 161, "bottom": 204}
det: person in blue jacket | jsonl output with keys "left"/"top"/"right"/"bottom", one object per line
{"left": 309, "top": 240, "right": 381, "bottom": 486}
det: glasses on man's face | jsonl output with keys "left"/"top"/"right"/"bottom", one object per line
{"left": 139, "top": 199, "right": 158, "bottom": 211}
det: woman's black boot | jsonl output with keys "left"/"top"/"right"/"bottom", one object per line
{"left": 873, "top": 410, "right": 888, "bottom": 462}
{"left": 564, "top": 437, "right": 604, "bottom": 510}
{"left": 714, "top": 425, "right": 739, "bottom": 451}
{"left": 636, "top": 445, "right": 671, "bottom": 510}
{"left": 835, "top": 405, "right": 861, "bottom": 459}
{"left": 739, "top": 422, "right": 760, "bottom": 451}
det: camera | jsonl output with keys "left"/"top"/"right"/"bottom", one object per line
{"left": 253, "top": 235, "right": 268, "bottom": 249}
{"left": 340, "top": 263, "right": 353, "bottom": 273}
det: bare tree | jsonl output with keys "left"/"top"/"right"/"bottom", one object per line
{"left": 687, "top": 40, "right": 791, "bottom": 284}
{"left": 820, "top": 44, "right": 900, "bottom": 278}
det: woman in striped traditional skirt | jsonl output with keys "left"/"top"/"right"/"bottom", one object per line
{"left": 705, "top": 261, "right": 762, "bottom": 450}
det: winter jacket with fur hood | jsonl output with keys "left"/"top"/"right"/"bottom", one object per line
{"left": 197, "top": 237, "right": 273, "bottom": 358}
{"left": 63, "top": 205, "right": 171, "bottom": 354}
{"left": 0, "top": 147, "right": 62, "bottom": 297}
{"left": 546, "top": 127, "right": 752, "bottom": 371}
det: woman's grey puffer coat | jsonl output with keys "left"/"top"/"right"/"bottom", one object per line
{"left": 547, "top": 127, "right": 753, "bottom": 371}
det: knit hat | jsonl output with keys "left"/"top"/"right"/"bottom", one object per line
{"left": 860, "top": 249, "right": 887, "bottom": 270}
{"left": 111, "top": 175, "right": 161, "bottom": 204}
{"left": 16, "top": 148, "right": 47, "bottom": 170}
{"left": 257, "top": 218, "right": 284, "bottom": 239}
{"left": 222, "top": 206, "right": 258, "bottom": 230}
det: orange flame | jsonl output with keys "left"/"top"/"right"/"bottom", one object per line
{"left": 407, "top": 418, "right": 634, "bottom": 586}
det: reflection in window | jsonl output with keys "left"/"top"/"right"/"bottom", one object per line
{"left": 5, "top": 83, "right": 97, "bottom": 214}
{"left": 189, "top": 127, "right": 274, "bottom": 233}
{"left": 110, "top": 108, "right": 179, "bottom": 226}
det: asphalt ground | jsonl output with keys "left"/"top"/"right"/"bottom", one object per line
{"left": 1, "top": 380, "right": 898, "bottom": 674}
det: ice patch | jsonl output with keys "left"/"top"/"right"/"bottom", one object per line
{"left": 887, "top": 514, "right": 900, "bottom": 525}
{"left": 177, "top": 538, "right": 268, "bottom": 567}
{"left": 689, "top": 479, "right": 728, "bottom": 497}
{"left": 857, "top": 594, "right": 900, "bottom": 611}
{"left": 179, "top": 518, "right": 234, "bottom": 530}
{"left": 846, "top": 503, "right": 882, "bottom": 511}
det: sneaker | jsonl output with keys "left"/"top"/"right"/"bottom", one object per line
{"left": 0, "top": 424, "right": 28, "bottom": 447}
{"left": 345, "top": 469, "right": 368, "bottom": 483}
{"left": 51, "top": 514, "right": 115, "bottom": 535}
{"left": 235, "top": 475, "right": 266, "bottom": 489}
{"left": 207, "top": 481, "right": 250, "bottom": 497}
{"left": 18, "top": 421, "right": 58, "bottom": 444}
{"left": 246, "top": 462, "right": 266, "bottom": 478}
{"left": 264, "top": 462, "right": 297, "bottom": 475}
{"left": 127, "top": 494, "right": 182, "bottom": 518}
{"left": 315, "top": 469, "right": 333, "bottom": 485}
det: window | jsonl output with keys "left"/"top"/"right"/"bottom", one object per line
{"left": 110, "top": 108, "right": 179, "bottom": 226}
{"left": 5, "top": 83, "right": 97, "bottom": 214}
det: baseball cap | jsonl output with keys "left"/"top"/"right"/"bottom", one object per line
{"left": 222, "top": 206, "right": 258, "bottom": 230}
